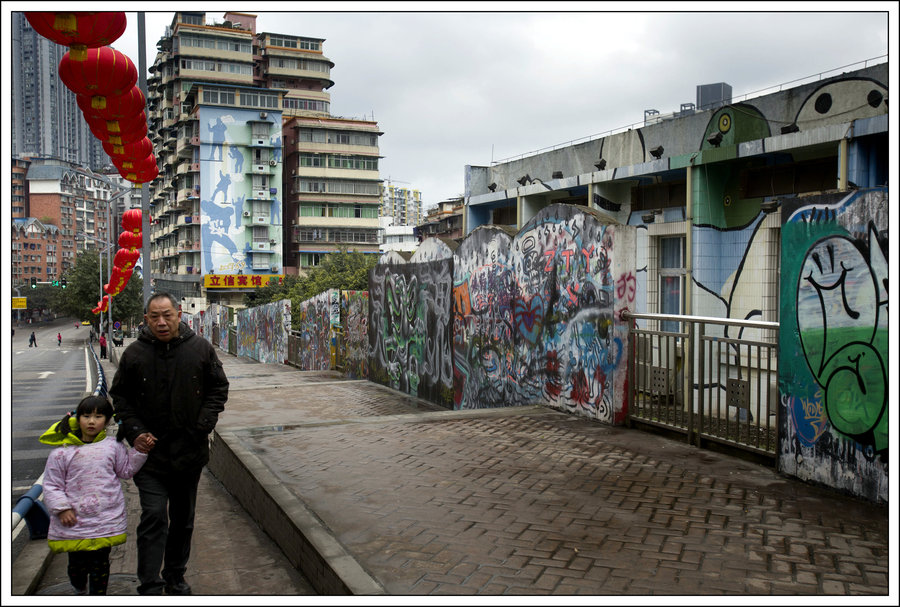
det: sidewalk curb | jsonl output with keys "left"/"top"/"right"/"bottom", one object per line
{"left": 208, "top": 429, "right": 386, "bottom": 596}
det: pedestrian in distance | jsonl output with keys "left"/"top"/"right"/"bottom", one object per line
{"left": 28, "top": 331, "right": 36, "bottom": 347}
{"left": 99, "top": 334, "right": 107, "bottom": 359}
{"left": 39, "top": 395, "right": 151, "bottom": 595}
{"left": 110, "top": 292, "right": 229, "bottom": 596}
{"left": 58, "top": 332, "right": 62, "bottom": 347}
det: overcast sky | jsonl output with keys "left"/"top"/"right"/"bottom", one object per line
{"left": 11, "top": 3, "right": 897, "bottom": 207}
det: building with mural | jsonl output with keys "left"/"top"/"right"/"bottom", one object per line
{"left": 147, "top": 11, "right": 362, "bottom": 306}
{"left": 459, "top": 61, "right": 888, "bottom": 501}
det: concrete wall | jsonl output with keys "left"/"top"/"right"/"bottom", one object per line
{"left": 778, "top": 188, "right": 888, "bottom": 503}
{"left": 368, "top": 203, "right": 632, "bottom": 422}
{"left": 340, "top": 290, "right": 369, "bottom": 379}
{"left": 236, "top": 298, "right": 291, "bottom": 364}
{"left": 295, "top": 289, "right": 339, "bottom": 371}
{"left": 368, "top": 258, "right": 455, "bottom": 407}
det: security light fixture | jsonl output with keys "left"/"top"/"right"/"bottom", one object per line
{"left": 594, "top": 158, "right": 607, "bottom": 170}
{"left": 649, "top": 146, "right": 664, "bottom": 159}
{"left": 551, "top": 171, "right": 563, "bottom": 179}
{"left": 641, "top": 213, "right": 656, "bottom": 224}
{"left": 517, "top": 174, "right": 531, "bottom": 186}
{"left": 488, "top": 182, "right": 497, "bottom": 192}
{"left": 760, "top": 200, "right": 780, "bottom": 214}
{"left": 707, "top": 132, "right": 723, "bottom": 147}
{"left": 781, "top": 124, "right": 800, "bottom": 134}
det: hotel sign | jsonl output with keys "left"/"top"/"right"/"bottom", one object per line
{"left": 203, "top": 274, "right": 284, "bottom": 289}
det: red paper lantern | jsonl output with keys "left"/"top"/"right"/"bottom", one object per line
{"left": 85, "top": 110, "right": 147, "bottom": 136}
{"left": 112, "top": 152, "right": 156, "bottom": 173}
{"left": 119, "top": 231, "right": 143, "bottom": 249}
{"left": 58, "top": 46, "right": 137, "bottom": 97}
{"left": 121, "top": 209, "right": 143, "bottom": 233}
{"left": 25, "top": 12, "right": 126, "bottom": 60}
{"left": 121, "top": 164, "right": 159, "bottom": 184}
{"left": 77, "top": 85, "right": 145, "bottom": 120}
{"left": 114, "top": 248, "right": 141, "bottom": 270}
{"left": 102, "top": 137, "right": 153, "bottom": 161}
{"left": 89, "top": 118, "right": 147, "bottom": 145}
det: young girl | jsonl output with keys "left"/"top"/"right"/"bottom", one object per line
{"left": 40, "top": 395, "right": 151, "bottom": 595}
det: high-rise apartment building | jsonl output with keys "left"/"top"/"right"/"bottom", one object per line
{"left": 12, "top": 158, "right": 124, "bottom": 288}
{"left": 147, "top": 11, "right": 381, "bottom": 306}
{"left": 283, "top": 115, "right": 383, "bottom": 268}
{"left": 380, "top": 181, "right": 423, "bottom": 227}
{"left": 10, "top": 12, "right": 110, "bottom": 171}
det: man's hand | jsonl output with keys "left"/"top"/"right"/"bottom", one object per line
{"left": 134, "top": 432, "right": 157, "bottom": 453}
{"left": 58, "top": 509, "right": 77, "bottom": 527}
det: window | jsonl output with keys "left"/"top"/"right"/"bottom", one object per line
{"left": 658, "top": 236, "right": 685, "bottom": 332}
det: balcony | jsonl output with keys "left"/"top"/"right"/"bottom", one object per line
{"left": 247, "top": 161, "right": 277, "bottom": 174}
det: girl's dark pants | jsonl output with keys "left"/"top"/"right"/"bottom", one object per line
{"left": 67, "top": 547, "right": 112, "bottom": 594}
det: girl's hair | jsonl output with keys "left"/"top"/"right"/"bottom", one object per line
{"left": 75, "top": 395, "right": 113, "bottom": 421}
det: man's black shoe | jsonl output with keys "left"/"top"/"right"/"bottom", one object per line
{"left": 137, "top": 583, "right": 164, "bottom": 595}
{"left": 164, "top": 579, "right": 192, "bottom": 595}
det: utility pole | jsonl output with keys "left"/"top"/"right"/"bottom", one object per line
{"left": 138, "top": 12, "right": 152, "bottom": 309}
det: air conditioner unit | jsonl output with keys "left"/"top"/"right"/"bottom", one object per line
{"left": 269, "top": 159, "right": 277, "bottom": 166}
{"left": 269, "top": 239, "right": 276, "bottom": 245}
{"left": 259, "top": 111, "right": 268, "bottom": 119}
{"left": 255, "top": 216, "right": 266, "bottom": 223}
{"left": 256, "top": 242, "right": 266, "bottom": 249}
{"left": 242, "top": 211, "right": 251, "bottom": 217}
{"left": 270, "top": 265, "right": 278, "bottom": 272}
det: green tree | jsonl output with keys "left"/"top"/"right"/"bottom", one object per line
{"left": 243, "top": 247, "right": 377, "bottom": 329}
{"left": 52, "top": 251, "right": 144, "bottom": 328}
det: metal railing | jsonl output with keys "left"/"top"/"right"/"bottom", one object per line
{"left": 623, "top": 312, "right": 779, "bottom": 461}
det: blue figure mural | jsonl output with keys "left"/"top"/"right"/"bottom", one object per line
{"left": 233, "top": 193, "right": 246, "bottom": 227}
{"left": 229, "top": 144, "right": 244, "bottom": 173}
{"left": 209, "top": 116, "right": 228, "bottom": 161}
{"left": 202, "top": 200, "right": 239, "bottom": 273}
{"left": 212, "top": 170, "right": 231, "bottom": 205}
{"left": 270, "top": 194, "right": 281, "bottom": 225}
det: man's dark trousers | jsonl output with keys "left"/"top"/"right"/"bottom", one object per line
{"left": 133, "top": 467, "right": 203, "bottom": 593}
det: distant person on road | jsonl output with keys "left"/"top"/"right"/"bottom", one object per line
{"left": 28, "top": 331, "right": 36, "bottom": 347}
{"left": 40, "top": 395, "right": 151, "bottom": 595}
{"left": 99, "top": 334, "right": 107, "bottom": 359}
{"left": 110, "top": 292, "right": 229, "bottom": 596}
{"left": 58, "top": 332, "right": 62, "bottom": 347}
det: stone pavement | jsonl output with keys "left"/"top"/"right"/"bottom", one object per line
{"left": 26, "top": 339, "right": 892, "bottom": 597}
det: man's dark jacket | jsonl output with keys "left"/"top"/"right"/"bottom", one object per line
{"left": 110, "top": 321, "right": 229, "bottom": 474}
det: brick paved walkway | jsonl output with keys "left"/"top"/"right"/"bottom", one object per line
{"left": 219, "top": 366, "right": 890, "bottom": 596}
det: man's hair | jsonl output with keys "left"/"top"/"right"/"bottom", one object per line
{"left": 76, "top": 395, "right": 114, "bottom": 421}
{"left": 144, "top": 292, "right": 179, "bottom": 314}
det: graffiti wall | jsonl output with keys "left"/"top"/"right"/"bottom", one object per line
{"left": 236, "top": 298, "right": 291, "bottom": 364}
{"left": 369, "top": 259, "right": 455, "bottom": 407}
{"left": 779, "top": 188, "right": 888, "bottom": 502}
{"left": 453, "top": 226, "right": 517, "bottom": 409}
{"left": 370, "top": 204, "right": 631, "bottom": 421}
{"left": 341, "top": 290, "right": 370, "bottom": 379}
{"left": 295, "top": 289, "right": 339, "bottom": 371}
{"left": 511, "top": 205, "right": 626, "bottom": 423}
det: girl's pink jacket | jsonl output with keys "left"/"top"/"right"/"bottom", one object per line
{"left": 42, "top": 434, "right": 147, "bottom": 551}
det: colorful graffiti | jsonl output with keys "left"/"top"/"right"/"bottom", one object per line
{"left": 512, "top": 206, "right": 620, "bottom": 422}
{"left": 779, "top": 188, "right": 888, "bottom": 502}
{"left": 452, "top": 227, "right": 517, "bottom": 409}
{"left": 369, "top": 260, "right": 454, "bottom": 407}
{"left": 236, "top": 299, "right": 291, "bottom": 364}
{"left": 296, "top": 290, "right": 338, "bottom": 371}
{"left": 341, "top": 290, "right": 370, "bottom": 379}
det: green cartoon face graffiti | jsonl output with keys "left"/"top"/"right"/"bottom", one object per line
{"left": 796, "top": 231, "right": 887, "bottom": 453}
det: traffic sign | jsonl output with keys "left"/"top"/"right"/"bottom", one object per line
{"left": 12, "top": 297, "right": 27, "bottom": 309}
{"left": 114, "top": 321, "right": 121, "bottom": 329}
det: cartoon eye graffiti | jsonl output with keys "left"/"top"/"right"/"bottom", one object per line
{"left": 717, "top": 113, "right": 731, "bottom": 133}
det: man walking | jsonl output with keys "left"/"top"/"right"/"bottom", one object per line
{"left": 110, "top": 292, "right": 229, "bottom": 595}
